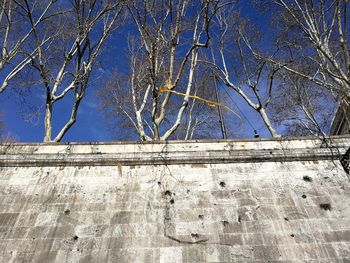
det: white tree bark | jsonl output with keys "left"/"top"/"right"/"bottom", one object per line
{"left": 0, "top": 0, "right": 56, "bottom": 94}
{"left": 212, "top": 11, "right": 280, "bottom": 138}
{"left": 265, "top": 0, "right": 350, "bottom": 103}
{"left": 114, "top": 0, "right": 220, "bottom": 141}
{"left": 34, "top": 1, "right": 124, "bottom": 142}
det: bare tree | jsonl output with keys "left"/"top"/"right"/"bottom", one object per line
{"left": 0, "top": 0, "right": 59, "bottom": 94}
{"left": 255, "top": 0, "right": 350, "bottom": 109}
{"left": 98, "top": 65, "right": 222, "bottom": 140}
{"left": 99, "top": 0, "right": 230, "bottom": 141}
{"left": 5, "top": 0, "right": 343, "bottom": 141}
{"left": 270, "top": 72, "right": 337, "bottom": 136}
{"left": 210, "top": 9, "right": 281, "bottom": 137}
{"left": 20, "top": 0, "right": 124, "bottom": 142}
{"left": 180, "top": 72, "right": 221, "bottom": 140}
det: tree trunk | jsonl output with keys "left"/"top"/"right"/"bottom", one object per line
{"left": 258, "top": 108, "right": 280, "bottom": 138}
{"left": 44, "top": 102, "right": 53, "bottom": 142}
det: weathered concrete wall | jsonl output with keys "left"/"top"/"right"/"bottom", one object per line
{"left": 0, "top": 137, "right": 350, "bottom": 263}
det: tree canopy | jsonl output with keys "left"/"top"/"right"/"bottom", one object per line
{"left": 0, "top": 0, "right": 348, "bottom": 142}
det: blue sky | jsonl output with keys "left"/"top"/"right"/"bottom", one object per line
{"left": 0, "top": 75, "right": 114, "bottom": 142}
{"left": 0, "top": 80, "right": 274, "bottom": 142}
{"left": 0, "top": 2, "right": 280, "bottom": 142}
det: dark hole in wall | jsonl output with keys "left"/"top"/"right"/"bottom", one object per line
{"left": 302, "top": 194, "right": 307, "bottom": 199}
{"left": 222, "top": 220, "right": 229, "bottom": 227}
{"left": 64, "top": 209, "right": 70, "bottom": 215}
{"left": 164, "top": 190, "right": 172, "bottom": 196}
{"left": 191, "top": 233, "right": 199, "bottom": 239}
{"left": 198, "top": 215, "right": 204, "bottom": 220}
{"left": 303, "top": 176, "right": 312, "bottom": 182}
{"left": 219, "top": 182, "right": 226, "bottom": 188}
{"left": 320, "top": 203, "right": 332, "bottom": 211}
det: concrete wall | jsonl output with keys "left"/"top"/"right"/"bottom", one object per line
{"left": 1, "top": 137, "right": 350, "bottom": 263}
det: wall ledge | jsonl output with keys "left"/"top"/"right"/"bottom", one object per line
{"left": 1, "top": 136, "right": 349, "bottom": 167}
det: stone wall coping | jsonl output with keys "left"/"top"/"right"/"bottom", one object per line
{"left": 0, "top": 136, "right": 349, "bottom": 167}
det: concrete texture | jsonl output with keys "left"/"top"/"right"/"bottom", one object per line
{"left": 0, "top": 136, "right": 350, "bottom": 262}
